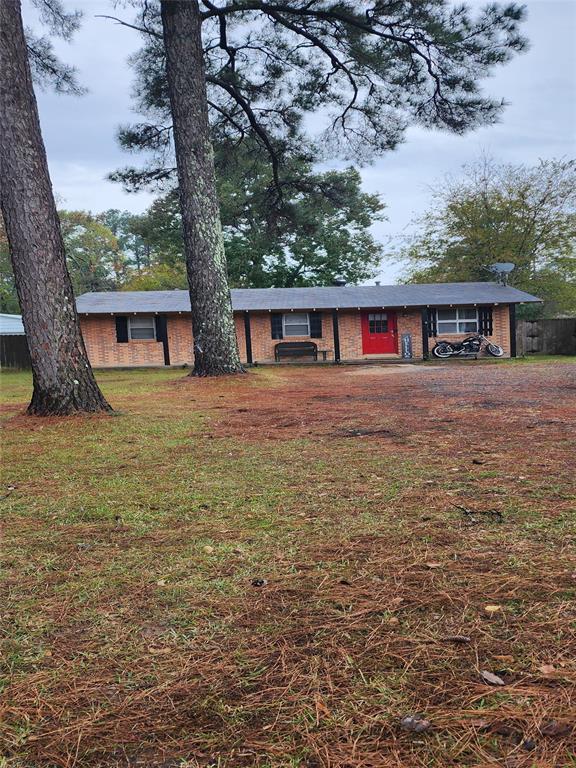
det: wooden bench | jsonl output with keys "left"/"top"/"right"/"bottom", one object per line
{"left": 275, "top": 341, "right": 318, "bottom": 362}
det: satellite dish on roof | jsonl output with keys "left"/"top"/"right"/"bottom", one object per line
{"left": 485, "top": 262, "right": 515, "bottom": 285}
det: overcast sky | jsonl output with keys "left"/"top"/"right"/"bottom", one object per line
{"left": 27, "top": 0, "right": 576, "bottom": 283}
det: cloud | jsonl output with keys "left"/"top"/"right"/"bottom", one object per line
{"left": 49, "top": 162, "right": 156, "bottom": 213}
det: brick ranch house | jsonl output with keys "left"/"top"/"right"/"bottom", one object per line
{"left": 76, "top": 282, "right": 540, "bottom": 367}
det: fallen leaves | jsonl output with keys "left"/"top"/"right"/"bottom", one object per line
{"left": 480, "top": 670, "right": 506, "bottom": 686}
{"left": 484, "top": 604, "right": 503, "bottom": 615}
{"left": 540, "top": 720, "right": 573, "bottom": 738}
{"left": 538, "top": 664, "right": 556, "bottom": 675}
{"left": 148, "top": 647, "right": 172, "bottom": 656}
{"left": 400, "top": 714, "right": 432, "bottom": 733}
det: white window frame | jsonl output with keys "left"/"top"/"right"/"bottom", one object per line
{"left": 282, "top": 312, "right": 310, "bottom": 337}
{"left": 436, "top": 307, "right": 479, "bottom": 334}
{"left": 128, "top": 315, "right": 156, "bottom": 341}
{"left": 367, "top": 312, "right": 389, "bottom": 334}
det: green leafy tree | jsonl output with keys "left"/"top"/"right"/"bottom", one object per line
{"left": 398, "top": 157, "right": 576, "bottom": 317}
{"left": 0, "top": 215, "right": 20, "bottom": 313}
{"left": 123, "top": 262, "right": 188, "bottom": 291}
{"left": 223, "top": 162, "right": 385, "bottom": 286}
{"left": 59, "top": 211, "right": 127, "bottom": 294}
{"left": 98, "top": 209, "right": 152, "bottom": 272}
{"left": 126, "top": 196, "right": 184, "bottom": 268}
{"left": 122, "top": 159, "right": 385, "bottom": 289}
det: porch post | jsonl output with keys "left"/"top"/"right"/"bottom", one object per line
{"left": 509, "top": 304, "right": 517, "bottom": 358}
{"left": 332, "top": 309, "right": 341, "bottom": 363}
{"left": 243, "top": 311, "right": 253, "bottom": 365}
{"left": 421, "top": 308, "right": 429, "bottom": 360}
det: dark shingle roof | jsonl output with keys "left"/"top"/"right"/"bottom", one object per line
{"left": 76, "top": 282, "right": 541, "bottom": 315}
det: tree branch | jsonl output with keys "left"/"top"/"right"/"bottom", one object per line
{"left": 207, "top": 75, "right": 281, "bottom": 193}
{"left": 95, "top": 15, "right": 162, "bottom": 40}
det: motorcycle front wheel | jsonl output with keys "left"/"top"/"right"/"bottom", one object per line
{"left": 432, "top": 343, "right": 454, "bottom": 359}
{"left": 487, "top": 343, "right": 504, "bottom": 357}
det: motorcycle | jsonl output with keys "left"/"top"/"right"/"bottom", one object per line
{"left": 432, "top": 333, "right": 504, "bottom": 359}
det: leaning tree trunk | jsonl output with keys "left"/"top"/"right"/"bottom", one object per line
{"left": 160, "top": 0, "right": 244, "bottom": 376}
{"left": 0, "top": 0, "right": 112, "bottom": 415}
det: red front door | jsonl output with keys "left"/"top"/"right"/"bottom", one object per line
{"left": 361, "top": 311, "right": 398, "bottom": 354}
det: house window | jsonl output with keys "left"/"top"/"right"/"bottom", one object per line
{"left": 436, "top": 307, "right": 478, "bottom": 334}
{"left": 129, "top": 316, "right": 156, "bottom": 340}
{"left": 368, "top": 312, "right": 388, "bottom": 334}
{"left": 283, "top": 313, "right": 310, "bottom": 337}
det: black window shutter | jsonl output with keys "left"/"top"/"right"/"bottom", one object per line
{"left": 155, "top": 315, "right": 170, "bottom": 365}
{"left": 155, "top": 315, "right": 167, "bottom": 342}
{"left": 271, "top": 313, "right": 283, "bottom": 339}
{"left": 309, "top": 312, "right": 322, "bottom": 338}
{"left": 115, "top": 316, "right": 129, "bottom": 343}
{"left": 427, "top": 308, "right": 437, "bottom": 337}
{"left": 479, "top": 307, "right": 493, "bottom": 335}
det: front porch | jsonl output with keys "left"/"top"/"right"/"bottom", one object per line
{"left": 240, "top": 307, "right": 425, "bottom": 365}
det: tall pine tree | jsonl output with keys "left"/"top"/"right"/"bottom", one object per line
{"left": 107, "top": 0, "right": 527, "bottom": 375}
{"left": 160, "top": 1, "right": 243, "bottom": 375}
{"left": 0, "top": 0, "right": 111, "bottom": 415}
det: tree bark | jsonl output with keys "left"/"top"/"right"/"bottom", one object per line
{"left": 0, "top": 0, "right": 112, "bottom": 415}
{"left": 160, "top": 0, "right": 244, "bottom": 376}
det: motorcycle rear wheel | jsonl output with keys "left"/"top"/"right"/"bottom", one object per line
{"left": 432, "top": 343, "right": 454, "bottom": 359}
{"left": 487, "top": 343, "right": 504, "bottom": 357}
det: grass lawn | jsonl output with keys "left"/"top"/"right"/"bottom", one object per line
{"left": 1, "top": 361, "right": 575, "bottom": 767}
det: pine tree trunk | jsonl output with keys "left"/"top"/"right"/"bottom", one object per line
{"left": 160, "top": 0, "right": 244, "bottom": 376}
{"left": 0, "top": 0, "right": 112, "bottom": 415}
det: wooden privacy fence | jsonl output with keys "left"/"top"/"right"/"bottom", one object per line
{"left": 516, "top": 318, "right": 576, "bottom": 356}
{"left": 0, "top": 335, "right": 31, "bottom": 369}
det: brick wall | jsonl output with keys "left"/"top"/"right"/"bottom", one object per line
{"left": 166, "top": 315, "right": 194, "bottom": 364}
{"left": 244, "top": 311, "right": 335, "bottom": 363}
{"left": 79, "top": 304, "right": 511, "bottom": 367}
{"left": 80, "top": 315, "right": 166, "bottom": 367}
{"left": 428, "top": 304, "right": 510, "bottom": 357}
{"left": 241, "top": 309, "right": 424, "bottom": 362}
{"left": 337, "top": 309, "right": 423, "bottom": 360}
{"left": 398, "top": 310, "right": 424, "bottom": 359}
